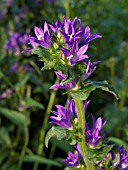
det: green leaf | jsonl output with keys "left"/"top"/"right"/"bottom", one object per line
{"left": 108, "top": 137, "right": 128, "bottom": 150}
{"left": 50, "top": 138, "right": 74, "bottom": 153}
{"left": 32, "top": 46, "right": 45, "bottom": 58}
{"left": 0, "top": 107, "right": 30, "bottom": 127}
{"left": 0, "top": 150, "right": 9, "bottom": 165}
{"left": 23, "top": 155, "right": 62, "bottom": 167}
{"left": 0, "top": 127, "right": 11, "bottom": 145}
{"left": 25, "top": 98, "right": 44, "bottom": 109}
{"left": 71, "top": 80, "right": 119, "bottom": 101}
{"left": 93, "top": 144, "right": 114, "bottom": 161}
{"left": 15, "top": 72, "right": 32, "bottom": 90}
{"left": 70, "top": 84, "right": 96, "bottom": 100}
{"left": 88, "top": 80, "right": 119, "bottom": 100}
{"left": 45, "top": 126, "right": 67, "bottom": 147}
{"left": 7, "top": 165, "right": 21, "bottom": 170}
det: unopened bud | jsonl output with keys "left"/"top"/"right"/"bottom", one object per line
{"left": 53, "top": 42, "right": 59, "bottom": 49}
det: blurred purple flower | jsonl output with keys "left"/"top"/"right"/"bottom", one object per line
{"left": 22, "top": 64, "right": 33, "bottom": 72}
{"left": 0, "top": 88, "right": 13, "bottom": 100}
{"left": 113, "top": 146, "right": 128, "bottom": 169}
{"left": 46, "top": 0, "right": 56, "bottom": 3}
{"left": 5, "top": 31, "right": 29, "bottom": 56}
{"left": 63, "top": 151, "right": 80, "bottom": 167}
{"left": 28, "top": 22, "right": 50, "bottom": 50}
{"left": 50, "top": 71, "right": 76, "bottom": 90}
{"left": 10, "top": 62, "right": 19, "bottom": 73}
{"left": 36, "top": 0, "right": 42, "bottom": 6}
{"left": 86, "top": 114, "right": 107, "bottom": 147}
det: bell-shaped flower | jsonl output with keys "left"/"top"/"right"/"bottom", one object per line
{"left": 81, "top": 60, "right": 100, "bottom": 81}
{"left": 113, "top": 146, "right": 128, "bottom": 169}
{"left": 63, "top": 151, "right": 80, "bottom": 167}
{"left": 50, "top": 105, "right": 72, "bottom": 129}
{"left": 50, "top": 71, "right": 76, "bottom": 90}
{"left": 28, "top": 22, "right": 51, "bottom": 50}
{"left": 60, "top": 41, "right": 88, "bottom": 65}
{"left": 60, "top": 16, "right": 83, "bottom": 47}
{"left": 80, "top": 26, "right": 101, "bottom": 46}
{"left": 86, "top": 114, "right": 107, "bottom": 147}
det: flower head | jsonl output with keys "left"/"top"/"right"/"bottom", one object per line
{"left": 113, "top": 146, "right": 128, "bottom": 169}
{"left": 86, "top": 114, "right": 107, "bottom": 147}
{"left": 60, "top": 41, "right": 88, "bottom": 65}
{"left": 50, "top": 104, "right": 72, "bottom": 129}
{"left": 63, "top": 151, "right": 80, "bottom": 167}
{"left": 50, "top": 71, "right": 76, "bottom": 90}
{"left": 28, "top": 22, "right": 50, "bottom": 50}
{"left": 80, "top": 26, "right": 101, "bottom": 46}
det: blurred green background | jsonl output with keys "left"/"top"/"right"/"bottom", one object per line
{"left": 0, "top": 0, "right": 128, "bottom": 169}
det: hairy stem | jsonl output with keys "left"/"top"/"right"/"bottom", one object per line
{"left": 33, "top": 78, "right": 59, "bottom": 170}
{"left": 74, "top": 98, "right": 95, "bottom": 170}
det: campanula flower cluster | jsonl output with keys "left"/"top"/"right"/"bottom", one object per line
{"left": 24, "top": 16, "right": 128, "bottom": 169}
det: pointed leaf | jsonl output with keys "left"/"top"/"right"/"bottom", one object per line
{"left": 25, "top": 98, "right": 44, "bottom": 109}
{"left": 0, "top": 107, "right": 30, "bottom": 127}
{"left": 23, "top": 154, "right": 62, "bottom": 167}
{"left": 15, "top": 72, "right": 32, "bottom": 90}
{"left": 0, "top": 127, "right": 11, "bottom": 145}
{"left": 45, "top": 126, "right": 67, "bottom": 147}
{"left": 70, "top": 84, "right": 96, "bottom": 100}
{"left": 88, "top": 80, "right": 119, "bottom": 100}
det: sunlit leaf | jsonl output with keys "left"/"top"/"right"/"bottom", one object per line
{"left": 45, "top": 126, "right": 67, "bottom": 147}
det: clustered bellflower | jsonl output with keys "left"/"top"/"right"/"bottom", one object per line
{"left": 24, "top": 16, "right": 128, "bottom": 169}
{"left": 86, "top": 114, "right": 107, "bottom": 147}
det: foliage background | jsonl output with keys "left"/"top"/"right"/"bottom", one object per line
{"left": 0, "top": 0, "right": 128, "bottom": 169}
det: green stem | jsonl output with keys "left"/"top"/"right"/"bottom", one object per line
{"left": 18, "top": 125, "right": 29, "bottom": 168}
{"left": 64, "top": 0, "right": 70, "bottom": 19}
{"left": 74, "top": 98, "right": 95, "bottom": 170}
{"left": 33, "top": 78, "right": 59, "bottom": 170}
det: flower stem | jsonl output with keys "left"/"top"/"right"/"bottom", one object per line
{"left": 18, "top": 125, "right": 29, "bottom": 168}
{"left": 33, "top": 78, "right": 59, "bottom": 170}
{"left": 74, "top": 98, "right": 95, "bottom": 170}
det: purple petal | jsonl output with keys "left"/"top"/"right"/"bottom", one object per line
{"left": 55, "top": 71, "right": 66, "bottom": 80}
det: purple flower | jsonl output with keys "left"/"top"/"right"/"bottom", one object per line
{"left": 50, "top": 71, "right": 76, "bottom": 90}
{"left": 10, "top": 62, "right": 19, "bottom": 73}
{"left": 86, "top": 114, "right": 107, "bottom": 147}
{"left": 50, "top": 99, "right": 89, "bottom": 129}
{"left": 46, "top": 0, "right": 56, "bottom": 3}
{"left": 60, "top": 16, "right": 83, "bottom": 47}
{"left": 80, "top": 26, "right": 102, "bottom": 46}
{"left": 28, "top": 22, "right": 51, "bottom": 49}
{"left": 0, "top": 88, "right": 13, "bottom": 100}
{"left": 5, "top": 31, "right": 29, "bottom": 56}
{"left": 63, "top": 151, "right": 80, "bottom": 167}
{"left": 48, "top": 20, "right": 63, "bottom": 33}
{"left": 81, "top": 60, "right": 100, "bottom": 81}
{"left": 60, "top": 41, "right": 88, "bottom": 65}
{"left": 113, "top": 146, "right": 128, "bottom": 169}
{"left": 50, "top": 104, "right": 72, "bottom": 129}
